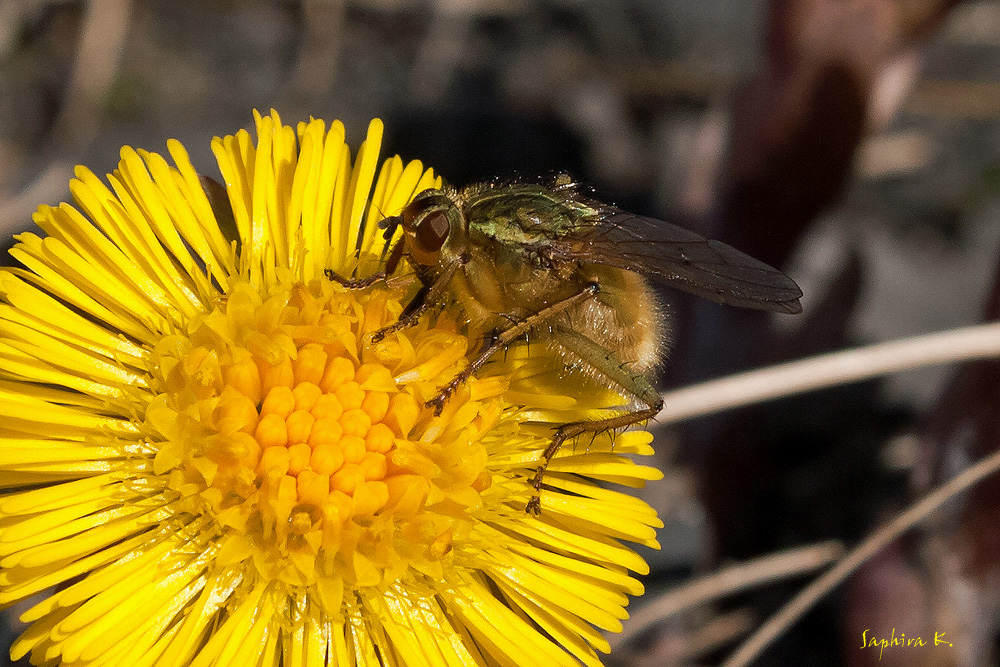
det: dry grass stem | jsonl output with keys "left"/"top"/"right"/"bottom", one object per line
{"left": 611, "top": 541, "right": 844, "bottom": 651}
{"left": 722, "top": 446, "right": 1000, "bottom": 667}
{"left": 657, "top": 321, "right": 1000, "bottom": 424}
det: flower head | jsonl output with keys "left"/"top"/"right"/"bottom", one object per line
{"left": 0, "top": 110, "right": 663, "bottom": 666}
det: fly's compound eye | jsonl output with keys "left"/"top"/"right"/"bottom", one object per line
{"left": 413, "top": 210, "right": 450, "bottom": 254}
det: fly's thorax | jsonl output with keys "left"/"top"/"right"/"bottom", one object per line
{"left": 459, "top": 182, "right": 597, "bottom": 247}
{"left": 452, "top": 240, "right": 583, "bottom": 328}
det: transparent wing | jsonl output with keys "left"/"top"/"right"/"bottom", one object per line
{"left": 549, "top": 209, "right": 803, "bottom": 314}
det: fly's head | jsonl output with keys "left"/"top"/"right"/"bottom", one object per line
{"left": 396, "top": 189, "right": 467, "bottom": 280}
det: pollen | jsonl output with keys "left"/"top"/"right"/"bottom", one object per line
{"left": 150, "top": 278, "right": 503, "bottom": 595}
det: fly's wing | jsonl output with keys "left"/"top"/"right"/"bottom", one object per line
{"left": 548, "top": 210, "right": 803, "bottom": 314}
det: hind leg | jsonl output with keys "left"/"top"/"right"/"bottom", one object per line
{"left": 525, "top": 328, "right": 663, "bottom": 515}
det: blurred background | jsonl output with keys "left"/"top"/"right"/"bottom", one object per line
{"left": 1, "top": 0, "right": 999, "bottom": 665}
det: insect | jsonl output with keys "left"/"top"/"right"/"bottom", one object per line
{"left": 328, "top": 177, "right": 802, "bottom": 514}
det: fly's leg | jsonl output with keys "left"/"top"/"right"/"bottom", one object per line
{"left": 325, "top": 269, "right": 388, "bottom": 289}
{"left": 368, "top": 284, "right": 430, "bottom": 343}
{"left": 327, "top": 268, "right": 418, "bottom": 292}
{"left": 325, "top": 268, "right": 424, "bottom": 343}
{"left": 525, "top": 328, "right": 664, "bottom": 515}
{"left": 324, "top": 228, "right": 409, "bottom": 289}
{"left": 368, "top": 254, "right": 469, "bottom": 343}
{"left": 426, "top": 282, "right": 600, "bottom": 415}
{"left": 525, "top": 404, "right": 660, "bottom": 515}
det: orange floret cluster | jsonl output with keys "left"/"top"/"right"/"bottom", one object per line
{"left": 221, "top": 349, "right": 408, "bottom": 517}
{"left": 146, "top": 278, "right": 500, "bottom": 596}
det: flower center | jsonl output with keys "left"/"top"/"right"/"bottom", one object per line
{"left": 216, "top": 338, "right": 405, "bottom": 521}
{"left": 147, "top": 278, "right": 501, "bottom": 599}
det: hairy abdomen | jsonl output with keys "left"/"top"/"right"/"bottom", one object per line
{"left": 568, "top": 266, "right": 666, "bottom": 373}
{"left": 455, "top": 253, "right": 667, "bottom": 379}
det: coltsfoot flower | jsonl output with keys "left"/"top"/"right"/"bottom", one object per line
{"left": 0, "top": 110, "right": 663, "bottom": 666}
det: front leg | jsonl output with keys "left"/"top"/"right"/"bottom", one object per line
{"left": 325, "top": 268, "right": 387, "bottom": 289}
{"left": 524, "top": 327, "right": 664, "bottom": 515}
{"left": 368, "top": 253, "right": 469, "bottom": 343}
{"left": 326, "top": 273, "right": 433, "bottom": 343}
{"left": 369, "top": 283, "right": 430, "bottom": 343}
{"left": 426, "top": 282, "right": 600, "bottom": 415}
{"left": 325, "top": 232, "right": 408, "bottom": 288}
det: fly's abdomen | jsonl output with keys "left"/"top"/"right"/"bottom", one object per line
{"left": 571, "top": 267, "right": 666, "bottom": 373}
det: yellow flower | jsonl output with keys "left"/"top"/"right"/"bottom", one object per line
{"left": 0, "top": 110, "right": 663, "bottom": 666}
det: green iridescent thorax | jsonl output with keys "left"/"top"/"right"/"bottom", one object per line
{"left": 457, "top": 183, "right": 598, "bottom": 248}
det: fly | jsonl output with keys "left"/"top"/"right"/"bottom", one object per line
{"left": 328, "top": 177, "right": 802, "bottom": 514}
